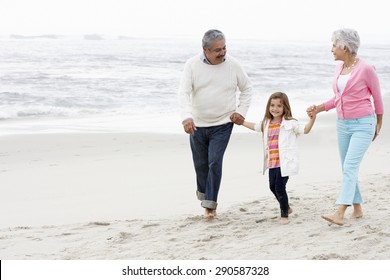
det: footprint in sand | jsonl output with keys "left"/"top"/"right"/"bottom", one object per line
{"left": 312, "top": 253, "right": 350, "bottom": 260}
{"left": 88, "top": 222, "right": 110, "bottom": 226}
{"left": 353, "top": 236, "right": 367, "bottom": 241}
{"left": 110, "top": 232, "right": 135, "bottom": 244}
{"left": 198, "top": 234, "right": 223, "bottom": 242}
{"left": 142, "top": 223, "right": 160, "bottom": 228}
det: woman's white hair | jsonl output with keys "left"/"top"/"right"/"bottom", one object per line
{"left": 332, "top": 28, "right": 360, "bottom": 55}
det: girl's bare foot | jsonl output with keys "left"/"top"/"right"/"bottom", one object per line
{"left": 280, "top": 217, "right": 290, "bottom": 224}
{"left": 321, "top": 213, "right": 344, "bottom": 226}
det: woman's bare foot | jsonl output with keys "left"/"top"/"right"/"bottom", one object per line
{"left": 321, "top": 212, "right": 344, "bottom": 226}
{"left": 349, "top": 212, "right": 363, "bottom": 219}
{"left": 350, "top": 204, "right": 363, "bottom": 219}
{"left": 280, "top": 217, "right": 290, "bottom": 225}
{"left": 204, "top": 208, "right": 216, "bottom": 219}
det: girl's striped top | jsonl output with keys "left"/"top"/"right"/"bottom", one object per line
{"left": 267, "top": 120, "right": 282, "bottom": 169}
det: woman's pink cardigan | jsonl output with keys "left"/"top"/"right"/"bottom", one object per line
{"left": 324, "top": 59, "right": 384, "bottom": 119}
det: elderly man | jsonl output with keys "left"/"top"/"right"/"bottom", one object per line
{"left": 178, "top": 29, "right": 253, "bottom": 218}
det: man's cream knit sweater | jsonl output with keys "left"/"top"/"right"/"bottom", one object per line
{"left": 178, "top": 54, "right": 253, "bottom": 127}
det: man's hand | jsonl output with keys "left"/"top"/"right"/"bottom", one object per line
{"left": 230, "top": 112, "right": 245, "bottom": 125}
{"left": 182, "top": 118, "right": 196, "bottom": 134}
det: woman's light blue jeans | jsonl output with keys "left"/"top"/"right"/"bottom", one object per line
{"left": 336, "top": 114, "right": 376, "bottom": 205}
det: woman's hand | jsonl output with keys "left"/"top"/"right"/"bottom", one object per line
{"left": 372, "top": 114, "right": 383, "bottom": 141}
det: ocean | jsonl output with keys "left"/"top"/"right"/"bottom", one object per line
{"left": 0, "top": 36, "right": 389, "bottom": 134}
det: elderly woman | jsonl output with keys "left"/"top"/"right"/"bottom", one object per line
{"left": 308, "top": 28, "right": 384, "bottom": 226}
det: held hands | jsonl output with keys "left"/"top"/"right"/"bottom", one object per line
{"left": 306, "top": 105, "right": 318, "bottom": 119}
{"left": 230, "top": 112, "right": 245, "bottom": 125}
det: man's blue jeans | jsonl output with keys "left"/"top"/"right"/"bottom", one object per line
{"left": 190, "top": 122, "right": 233, "bottom": 209}
{"left": 336, "top": 114, "right": 376, "bottom": 205}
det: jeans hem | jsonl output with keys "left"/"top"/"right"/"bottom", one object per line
{"left": 196, "top": 190, "right": 205, "bottom": 201}
{"left": 201, "top": 200, "right": 218, "bottom": 209}
{"left": 336, "top": 201, "right": 362, "bottom": 206}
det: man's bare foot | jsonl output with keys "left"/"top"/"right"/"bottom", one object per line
{"left": 288, "top": 207, "right": 293, "bottom": 215}
{"left": 321, "top": 213, "right": 344, "bottom": 226}
{"left": 280, "top": 217, "right": 290, "bottom": 225}
{"left": 204, "top": 208, "right": 216, "bottom": 219}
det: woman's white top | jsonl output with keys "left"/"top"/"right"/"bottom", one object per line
{"left": 337, "top": 72, "right": 351, "bottom": 94}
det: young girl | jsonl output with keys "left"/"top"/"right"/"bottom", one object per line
{"left": 243, "top": 92, "right": 316, "bottom": 224}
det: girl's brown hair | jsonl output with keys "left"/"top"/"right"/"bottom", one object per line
{"left": 261, "top": 92, "right": 295, "bottom": 132}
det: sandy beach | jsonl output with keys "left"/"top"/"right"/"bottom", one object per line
{"left": 0, "top": 107, "right": 389, "bottom": 260}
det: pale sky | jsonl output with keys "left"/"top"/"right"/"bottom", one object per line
{"left": 1, "top": 0, "right": 389, "bottom": 42}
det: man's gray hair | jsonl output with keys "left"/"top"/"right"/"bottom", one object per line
{"left": 332, "top": 28, "right": 360, "bottom": 55}
{"left": 202, "top": 29, "right": 225, "bottom": 50}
